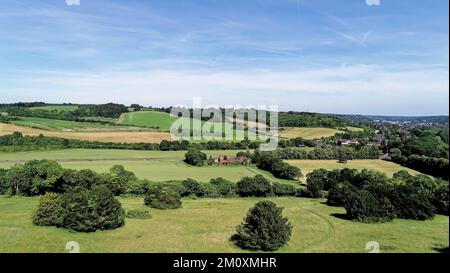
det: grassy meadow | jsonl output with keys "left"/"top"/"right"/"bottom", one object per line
{"left": 286, "top": 159, "right": 422, "bottom": 180}
{"left": 0, "top": 196, "right": 447, "bottom": 253}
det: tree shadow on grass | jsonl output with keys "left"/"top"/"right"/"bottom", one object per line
{"left": 330, "top": 213, "right": 351, "bottom": 220}
{"left": 433, "top": 246, "right": 449, "bottom": 253}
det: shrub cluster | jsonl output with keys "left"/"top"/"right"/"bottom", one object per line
{"left": 305, "top": 168, "right": 449, "bottom": 222}
{"left": 0, "top": 160, "right": 137, "bottom": 196}
{"left": 144, "top": 186, "right": 182, "bottom": 209}
{"left": 33, "top": 186, "right": 125, "bottom": 232}
{"left": 252, "top": 151, "right": 302, "bottom": 180}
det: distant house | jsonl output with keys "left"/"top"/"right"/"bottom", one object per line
{"left": 339, "top": 139, "right": 359, "bottom": 146}
{"left": 215, "top": 155, "right": 250, "bottom": 165}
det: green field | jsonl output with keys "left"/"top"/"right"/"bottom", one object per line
{"left": 120, "top": 111, "right": 180, "bottom": 131}
{"left": 0, "top": 149, "right": 293, "bottom": 184}
{"left": 286, "top": 159, "right": 422, "bottom": 179}
{"left": 0, "top": 196, "right": 447, "bottom": 253}
{"left": 120, "top": 111, "right": 260, "bottom": 141}
{"left": 8, "top": 117, "right": 150, "bottom": 132}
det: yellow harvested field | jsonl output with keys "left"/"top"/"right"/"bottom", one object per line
{"left": 279, "top": 127, "right": 343, "bottom": 139}
{"left": 0, "top": 123, "right": 171, "bottom": 144}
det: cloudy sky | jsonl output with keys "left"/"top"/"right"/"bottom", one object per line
{"left": 0, "top": 0, "right": 448, "bottom": 115}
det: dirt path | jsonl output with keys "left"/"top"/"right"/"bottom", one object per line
{"left": 116, "top": 113, "right": 126, "bottom": 125}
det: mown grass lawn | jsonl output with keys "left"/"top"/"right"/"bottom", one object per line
{"left": 0, "top": 196, "right": 447, "bottom": 253}
{"left": 286, "top": 159, "right": 422, "bottom": 179}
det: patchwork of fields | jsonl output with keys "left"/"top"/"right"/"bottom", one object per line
{"left": 0, "top": 196, "right": 447, "bottom": 253}
{"left": 0, "top": 149, "right": 294, "bottom": 184}
{"left": 0, "top": 123, "right": 171, "bottom": 144}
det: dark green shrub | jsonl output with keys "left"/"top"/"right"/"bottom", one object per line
{"left": 184, "top": 148, "right": 207, "bottom": 166}
{"left": 389, "top": 184, "right": 435, "bottom": 220}
{"left": 433, "top": 182, "right": 449, "bottom": 216}
{"left": 233, "top": 201, "right": 292, "bottom": 251}
{"left": 61, "top": 186, "right": 125, "bottom": 232}
{"left": 107, "top": 165, "right": 137, "bottom": 195}
{"left": 182, "top": 178, "right": 206, "bottom": 197}
{"left": 210, "top": 178, "right": 236, "bottom": 196}
{"left": 126, "top": 179, "right": 153, "bottom": 195}
{"left": 126, "top": 210, "right": 152, "bottom": 219}
{"left": 306, "top": 169, "right": 331, "bottom": 198}
{"left": 202, "top": 183, "right": 221, "bottom": 198}
{"left": 33, "top": 192, "right": 65, "bottom": 226}
{"left": 59, "top": 169, "right": 103, "bottom": 192}
{"left": 272, "top": 183, "right": 296, "bottom": 196}
{"left": 236, "top": 175, "right": 272, "bottom": 197}
{"left": 144, "top": 186, "right": 182, "bottom": 209}
{"left": 327, "top": 182, "right": 357, "bottom": 207}
{"left": 0, "top": 168, "right": 6, "bottom": 195}
{"left": 344, "top": 190, "right": 396, "bottom": 223}
{"left": 162, "top": 181, "right": 187, "bottom": 196}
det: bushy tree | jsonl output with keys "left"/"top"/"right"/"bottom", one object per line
{"left": 233, "top": 201, "right": 292, "bottom": 251}
{"left": 327, "top": 182, "right": 357, "bottom": 207}
{"left": 344, "top": 190, "right": 396, "bottom": 223}
{"left": 236, "top": 175, "right": 272, "bottom": 197}
{"left": 144, "top": 186, "right": 182, "bottom": 209}
{"left": 182, "top": 178, "right": 206, "bottom": 197}
{"left": 210, "top": 178, "right": 236, "bottom": 196}
{"left": 33, "top": 192, "right": 65, "bottom": 226}
{"left": 432, "top": 182, "right": 449, "bottom": 216}
{"left": 106, "top": 165, "right": 137, "bottom": 195}
{"left": 272, "top": 183, "right": 296, "bottom": 196}
{"left": 184, "top": 148, "right": 207, "bottom": 166}
{"left": 305, "top": 169, "right": 328, "bottom": 198}
{"left": 61, "top": 186, "right": 125, "bottom": 232}
{"left": 389, "top": 184, "right": 435, "bottom": 220}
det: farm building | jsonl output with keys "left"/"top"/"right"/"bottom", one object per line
{"left": 215, "top": 155, "right": 250, "bottom": 165}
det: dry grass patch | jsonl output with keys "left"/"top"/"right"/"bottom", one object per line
{"left": 0, "top": 123, "right": 171, "bottom": 144}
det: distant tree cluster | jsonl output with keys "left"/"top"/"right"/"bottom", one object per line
{"left": 0, "top": 160, "right": 137, "bottom": 196}
{"left": 301, "top": 168, "right": 449, "bottom": 222}
{"left": 390, "top": 151, "right": 449, "bottom": 180}
{"left": 251, "top": 151, "right": 302, "bottom": 180}
{"left": 274, "top": 146, "right": 381, "bottom": 160}
{"left": 278, "top": 112, "right": 347, "bottom": 128}
{"left": 2, "top": 103, "right": 128, "bottom": 120}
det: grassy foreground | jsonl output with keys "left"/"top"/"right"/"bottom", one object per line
{"left": 0, "top": 196, "right": 447, "bottom": 253}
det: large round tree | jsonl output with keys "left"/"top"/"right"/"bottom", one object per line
{"left": 233, "top": 201, "right": 292, "bottom": 251}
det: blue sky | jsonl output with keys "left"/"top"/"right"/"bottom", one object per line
{"left": 0, "top": 0, "right": 448, "bottom": 115}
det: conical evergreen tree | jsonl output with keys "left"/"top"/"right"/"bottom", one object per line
{"left": 234, "top": 201, "right": 292, "bottom": 251}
